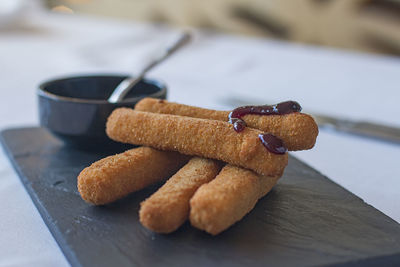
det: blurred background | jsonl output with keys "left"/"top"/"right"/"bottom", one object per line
{"left": 36, "top": 0, "right": 400, "bottom": 57}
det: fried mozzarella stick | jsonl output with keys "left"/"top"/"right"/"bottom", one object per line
{"left": 139, "top": 158, "right": 223, "bottom": 233}
{"left": 135, "top": 98, "right": 318, "bottom": 151}
{"left": 78, "top": 147, "right": 189, "bottom": 205}
{"left": 106, "top": 109, "right": 288, "bottom": 176}
{"left": 189, "top": 165, "right": 280, "bottom": 235}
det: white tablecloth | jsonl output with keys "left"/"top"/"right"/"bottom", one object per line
{"left": 1, "top": 11, "right": 399, "bottom": 267}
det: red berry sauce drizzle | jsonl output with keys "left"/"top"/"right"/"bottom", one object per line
{"left": 228, "top": 101, "right": 302, "bottom": 154}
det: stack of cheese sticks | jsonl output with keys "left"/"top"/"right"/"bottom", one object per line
{"left": 78, "top": 98, "right": 318, "bottom": 235}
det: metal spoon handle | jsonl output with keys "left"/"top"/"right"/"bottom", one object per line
{"left": 141, "top": 32, "right": 191, "bottom": 74}
{"left": 108, "top": 31, "right": 192, "bottom": 103}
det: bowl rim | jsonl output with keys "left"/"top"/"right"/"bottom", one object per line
{"left": 37, "top": 74, "right": 167, "bottom": 104}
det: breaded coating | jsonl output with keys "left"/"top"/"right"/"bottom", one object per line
{"left": 189, "top": 165, "right": 280, "bottom": 235}
{"left": 135, "top": 98, "right": 318, "bottom": 151}
{"left": 135, "top": 97, "right": 228, "bottom": 121}
{"left": 139, "top": 158, "right": 223, "bottom": 233}
{"left": 106, "top": 109, "right": 288, "bottom": 176}
{"left": 77, "top": 147, "right": 189, "bottom": 205}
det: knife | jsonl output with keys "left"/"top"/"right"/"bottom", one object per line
{"left": 221, "top": 96, "right": 400, "bottom": 145}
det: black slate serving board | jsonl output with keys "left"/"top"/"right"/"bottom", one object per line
{"left": 1, "top": 127, "right": 400, "bottom": 267}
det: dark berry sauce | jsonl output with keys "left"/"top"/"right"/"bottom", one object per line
{"left": 259, "top": 133, "right": 287, "bottom": 154}
{"left": 228, "top": 101, "right": 301, "bottom": 154}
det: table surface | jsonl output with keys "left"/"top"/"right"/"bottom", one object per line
{"left": 0, "top": 10, "right": 399, "bottom": 267}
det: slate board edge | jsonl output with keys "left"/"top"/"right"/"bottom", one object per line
{"left": 286, "top": 158, "right": 400, "bottom": 266}
{"left": 1, "top": 127, "right": 400, "bottom": 267}
{"left": 288, "top": 154, "right": 400, "bottom": 227}
{"left": 0, "top": 128, "right": 82, "bottom": 267}
{"left": 329, "top": 252, "right": 400, "bottom": 267}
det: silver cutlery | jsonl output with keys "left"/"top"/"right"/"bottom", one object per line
{"left": 108, "top": 31, "right": 192, "bottom": 103}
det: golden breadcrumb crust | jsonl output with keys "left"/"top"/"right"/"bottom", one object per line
{"left": 77, "top": 147, "right": 189, "bottom": 205}
{"left": 135, "top": 98, "right": 318, "bottom": 151}
{"left": 189, "top": 165, "right": 281, "bottom": 235}
{"left": 139, "top": 158, "right": 223, "bottom": 233}
{"left": 106, "top": 109, "right": 288, "bottom": 176}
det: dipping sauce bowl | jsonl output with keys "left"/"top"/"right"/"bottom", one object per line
{"left": 38, "top": 74, "right": 167, "bottom": 150}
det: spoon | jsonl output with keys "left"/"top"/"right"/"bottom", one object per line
{"left": 108, "top": 31, "right": 192, "bottom": 103}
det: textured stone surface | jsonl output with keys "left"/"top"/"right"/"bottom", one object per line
{"left": 1, "top": 127, "right": 400, "bottom": 267}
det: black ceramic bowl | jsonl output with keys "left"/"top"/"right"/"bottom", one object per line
{"left": 38, "top": 75, "right": 167, "bottom": 150}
